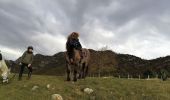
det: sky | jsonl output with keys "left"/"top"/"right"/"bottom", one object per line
{"left": 0, "top": 0, "right": 170, "bottom": 60}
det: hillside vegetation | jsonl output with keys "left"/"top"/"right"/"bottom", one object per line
{"left": 8, "top": 49, "right": 170, "bottom": 78}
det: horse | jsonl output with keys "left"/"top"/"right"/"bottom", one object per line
{"left": 78, "top": 49, "right": 90, "bottom": 79}
{"left": 65, "top": 48, "right": 90, "bottom": 82}
{"left": 0, "top": 59, "right": 11, "bottom": 83}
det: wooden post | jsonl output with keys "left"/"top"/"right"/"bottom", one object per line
{"left": 148, "top": 75, "right": 150, "bottom": 80}
{"left": 139, "top": 75, "right": 141, "bottom": 80}
{"left": 156, "top": 74, "right": 158, "bottom": 79}
{"left": 128, "top": 74, "right": 130, "bottom": 79}
{"left": 119, "top": 75, "right": 120, "bottom": 79}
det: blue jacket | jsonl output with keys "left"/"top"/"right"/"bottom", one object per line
{"left": 67, "top": 39, "right": 82, "bottom": 50}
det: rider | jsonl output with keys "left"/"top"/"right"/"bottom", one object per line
{"left": 66, "top": 32, "right": 82, "bottom": 63}
{"left": 18, "top": 46, "right": 34, "bottom": 81}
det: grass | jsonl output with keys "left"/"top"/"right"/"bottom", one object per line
{"left": 0, "top": 75, "right": 170, "bottom": 100}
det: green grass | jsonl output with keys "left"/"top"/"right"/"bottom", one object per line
{"left": 0, "top": 75, "right": 170, "bottom": 100}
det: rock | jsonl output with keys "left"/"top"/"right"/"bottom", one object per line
{"left": 51, "top": 94, "right": 63, "bottom": 100}
{"left": 84, "top": 88, "right": 94, "bottom": 94}
{"left": 47, "top": 84, "right": 51, "bottom": 89}
{"left": 31, "top": 86, "right": 39, "bottom": 91}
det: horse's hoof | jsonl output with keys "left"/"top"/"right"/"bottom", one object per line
{"left": 78, "top": 77, "right": 81, "bottom": 79}
{"left": 66, "top": 78, "right": 71, "bottom": 81}
{"left": 73, "top": 79, "right": 77, "bottom": 82}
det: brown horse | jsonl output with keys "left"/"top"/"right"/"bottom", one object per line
{"left": 65, "top": 48, "right": 90, "bottom": 82}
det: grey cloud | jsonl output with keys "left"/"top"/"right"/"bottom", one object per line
{"left": 0, "top": 0, "right": 170, "bottom": 60}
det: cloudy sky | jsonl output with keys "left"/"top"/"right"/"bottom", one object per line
{"left": 0, "top": 0, "right": 170, "bottom": 60}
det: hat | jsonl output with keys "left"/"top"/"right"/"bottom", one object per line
{"left": 28, "top": 46, "right": 33, "bottom": 50}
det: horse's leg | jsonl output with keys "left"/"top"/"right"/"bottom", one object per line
{"left": 78, "top": 63, "right": 83, "bottom": 79}
{"left": 82, "top": 63, "right": 86, "bottom": 79}
{"left": 84, "top": 64, "right": 89, "bottom": 78}
{"left": 73, "top": 64, "right": 78, "bottom": 82}
{"left": 66, "top": 63, "right": 71, "bottom": 81}
{"left": 73, "top": 70, "right": 77, "bottom": 82}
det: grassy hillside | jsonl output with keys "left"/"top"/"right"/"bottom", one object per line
{"left": 10, "top": 50, "right": 170, "bottom": 78}
{"left": 0, "top": 75, "right": 170, "bottom": 100}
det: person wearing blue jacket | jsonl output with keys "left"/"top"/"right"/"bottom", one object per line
{"left": 66, "top": 32, "right": 82, "bottom": 63}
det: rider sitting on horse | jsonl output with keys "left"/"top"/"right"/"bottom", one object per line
{"left": 66, "top": 32, "right": 82, "bottom": 63}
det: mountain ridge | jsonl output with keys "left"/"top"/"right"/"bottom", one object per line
{"left": 8, "top": 49, "right": 170, "bottom": 78}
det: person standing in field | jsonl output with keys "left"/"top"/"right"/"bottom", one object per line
{"left": 18, "top": 46, "right": 34, "bottom": 81}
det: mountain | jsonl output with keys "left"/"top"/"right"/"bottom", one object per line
{"left": 9, "top": 49, "right": 170, "bottom": 78}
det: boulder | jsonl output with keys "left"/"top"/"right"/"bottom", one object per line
{"left": 84, "top": 88, "right": 94, "bottom": 94}
{"left": 47, "top": 84, "right": 51, "bottom": 89}
{"left": 31, "top": 86, "right": 39, "bottom": 91}
{"left": 51, "top": 94, "right": 63, "bottom": 100}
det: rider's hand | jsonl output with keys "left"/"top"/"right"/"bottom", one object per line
{"left": 19, "top": 63, "right": 22, "bottom": 65}
{"left": 28, "top": 64, "right": 31, "bottom": 67}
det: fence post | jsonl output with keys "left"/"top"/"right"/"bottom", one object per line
{"left": 139, "top": 75, "right": 141, "bottom": 80}
{"left": 148, "top": 75, "right": 150, "bottom": 80}
{"left": 156, "top": 74, "right": 158, "bottom": 79}
{"left": 128, "top": 74, "right": 130, "bottom": 79}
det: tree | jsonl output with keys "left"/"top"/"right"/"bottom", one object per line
{"left": 160, "top": 69, "right": 168, "bottom": 81}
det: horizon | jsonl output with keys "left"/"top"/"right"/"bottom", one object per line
{"left": 3, "top": 48, "right": 170, "bottom": 61}
{"left": 1, "top": 0, "right": 170, "bottom": 60}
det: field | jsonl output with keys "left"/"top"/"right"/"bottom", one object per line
{"left": 0, "top": 75, "right": 170, "bottom": 100}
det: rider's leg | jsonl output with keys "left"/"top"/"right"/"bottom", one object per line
{"left": 68, "top": 49, "right": 74, "bottom": 63}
